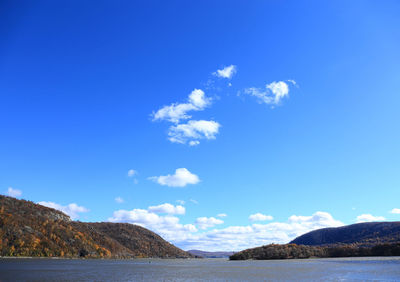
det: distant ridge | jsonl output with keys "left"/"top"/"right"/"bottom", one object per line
{"left": 187, "top": 250, "right": 234, "bottom": 258}
{"left": 0, "top": 195, "right": 193, "bottom": 258}
{"left": 290, "top": 222, "right": 400, "bottom": 246}
{"left": 230, "top": 222, "right": 400, "bottom": 260}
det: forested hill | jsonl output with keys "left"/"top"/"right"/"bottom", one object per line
{"left": 0, "top": 195, "right": 193, "bottom": 258}
{"left": 290, "top": 222, "right": 400, "bottom": 246}
{"left": 230, "top": 222, "right": 400, "bottom": 260}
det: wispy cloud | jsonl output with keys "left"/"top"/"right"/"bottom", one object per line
{"left": 115, "top": 197, "right": 124, "bottom": 204}
{"left": 189, "top": 140, "right": 200, "bottom": 146}
{"left": 149, "top": 168, "right": 200, "bottom": 187}
{"left": 38, "top": 201, "right": 89, "bottom": 220}
{"left": 245, "top": 80, "right": 296, "bottom": 106}
{"left": 190, "top": 199, "right": 199, "bottom": 205}
{"left": 213, "top": 65, "right": 237, "bottom": 79}
{"left": 217, "top": 213, "right": 227, "bottom": 218}
{"left": 6, "top": 187, "right": 22, "bottom": 198}
{"left": 127, "top": 169, "right": 137, "bottom": 177}
{"left": 249, "top": 213, "right": 273, "bottom": 222}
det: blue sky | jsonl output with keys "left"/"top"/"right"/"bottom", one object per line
{"left": 1, "top": 0, "right": 400, "bottom": 251}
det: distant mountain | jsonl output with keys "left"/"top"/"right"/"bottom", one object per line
{"left": 0, "top": 195, "right": 193, "bottom": 258}
{"left": 187, "top": 250, "right": 234, "bottom": 258}
{"left": 230, "top": 222, "right": 400, "bottom": 260}
{"left": 290, "top": 222, "right": 400, "bottom": 247}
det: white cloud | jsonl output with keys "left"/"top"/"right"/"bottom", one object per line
{"left": 213, "top": 65, "right": 237, "bottom": 79}
{"left": 267, "top": 81, "right": 289, "bottom": 103}
{"left": 168, "top": 120, "right": 220, "bottom": 145}
{"left": 356, "top": 214, "right": 386, "bottom": 223}
{"left": 6, "top": 187, "right": 22, "bottom": 197}
{"left": 152, "top": 89, "right": 211, "bottom": 123}
{"left": 245, "top": 80, "right": 295, "bottom": 105}
{"left": 176, "top": 200, "right": 185, "bottom": 205}
{"left": 148, "top": 203, "right": 185, "bottom": 215}
{"left": 108, "top": 208, "right": 343, "bottom": 252}
{"left": 38, "top": 201, "right": 89, "bottom": 220}
{"left": 108, "top": 208, "right": 197, "bottom": 242}
{"left": 390, "top": 208, "right": 400, "bottom": 214}
{"left": 149, "top": 168, "right": 200, "bottom": 187}
{"left": 195, "top": 217, "right": 224, "bottom": 230}
{"left": 115, "top": 197, "right": 124, "bottom": 204}
{"left": 127, "top": 169, "right": 137, "bottom": 177}
{"left": 179, "top": 211, "right": 343, "bottom": 251}
{"left": 249, "top": 213, "right": 273, "bottom": 222}
{"left": 217, "top": 213, "right": 227, "bottom": 218}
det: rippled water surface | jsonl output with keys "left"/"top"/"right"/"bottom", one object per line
{"left": 1, "top": 257, "right": 400, "bottom": 281}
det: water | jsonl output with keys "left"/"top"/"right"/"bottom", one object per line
{"left": 1, "top": 257, "right": 400, "bottom": 281}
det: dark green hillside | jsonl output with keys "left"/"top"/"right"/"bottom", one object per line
{"left": 230, "top": 222, "right": 400, "bottom": 260}
{"left": 0, "top": 195, "right": 193, "bottom": 258}
{"left": 230, "top": 243, "right": 400, "bottom": 260}
{"left": 290, "top": 222, "right": 400, "bottom": 246}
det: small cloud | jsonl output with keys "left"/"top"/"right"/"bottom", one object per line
{"left": 356, "top": 214, "right": 386, "bottom": 223}
{"left": 195, "top": 217, "right": 224, "bottom": 230}
{"left": 38, "top": 201, "right": 89, "bottom": 220}
{"left": 249, "top": 213, "right": 273, "bottom": 222}
{"left": 148, "top": 203, "right": 185, "bottom": 215}
{"left": 176, "top": 200, "right": 185, "bottom": 205}
{"left": 128, "top": 169, "right": 137, "bottom": 177}
{"left": 390, "top": 208, "right": 400, "bottom": 214}
{"left": 115, "top": 197, "right": 124, "bottom": 204}
{"left": 213, "top": 65, "right": 237, "bottom": 79}
{"left": 168, "top": 120, "right": 220, "bottom": 145}
{"left": 217, "top": 213, "right": 227, "bottom": 218}
{"left": 190, "top": 199, "right": 199, "bottom": 204}
{"left": 6, "top": 187, "right": 22, "bottom": 198}
{"left": 245, "top": 80, "right": 295, "bottom": 106}
{"left": 152, "top": 89, "right": 211, "bottom": 123}
{"left": 189, "top": 140, "right": 200, "bottom": 146}
{"left": 149, "top": 168, "right": 200, "bottom": 187}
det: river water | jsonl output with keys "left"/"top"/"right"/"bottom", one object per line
{"left": 1, "top": 257, "right": 400, "bottom": 281}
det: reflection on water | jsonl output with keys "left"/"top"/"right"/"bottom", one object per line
{"left": 1, "top": 257, "right": 400, "bottom": 281}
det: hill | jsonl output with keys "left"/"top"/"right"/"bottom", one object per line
{"left": 230, "top": 222, "right": 400, "bottom": 260}
{"left": 187, "top": 250, "right": 234, "bottom": 258}
{"left": 0, "top": 195, "right": 193, "bottom": 258}
{"left": 290, "top": 222, "right": 400, "bottom": 247}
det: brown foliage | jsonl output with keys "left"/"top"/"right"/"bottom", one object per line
{"left": 0, "top": 195, "right": 193, "bottom": 258}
